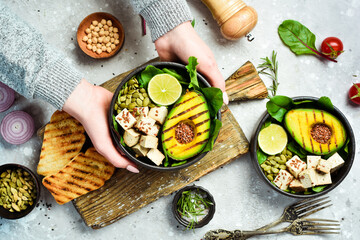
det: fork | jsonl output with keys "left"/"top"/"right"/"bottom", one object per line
{"left": 204, "top": 218, "right": 340, "bottom": 240}
{"left": 255, "top": 196, "right": 332, "bottom": 231}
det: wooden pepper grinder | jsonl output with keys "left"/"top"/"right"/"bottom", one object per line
{"left": 201, "top": 0, "right": 258, "bottom": 40}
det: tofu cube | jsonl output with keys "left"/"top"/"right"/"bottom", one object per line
{"left": 285, "top": 155, "right": 307, "bottom": 178}
{"left": 115, "top": 108, "right": 137, "bottom": 130}
{"left": 133, "top": 107, "right": 149, "bottom": 119}
{"left": 327, "top": 152, "right": 345, "bottom": 173}
{"left": 139, "top": 135, "right": 158, "bottom": 149}
{"left": 316, "top": 159, "right": 331, "bottom": 174}
{"left": 146, "top": 124, "right": 160, "bottom": 137}
{"left": 132, "top": 143, "right": 149, "bottom": 157}
{"left": 315, "top": 172, "right": 332, "bottom": 185}
{"left": 146, "top": 148, "right": 165, "bottom": 166}
{"left": 289, "top": 179, "right": 306, "bottom": 192}
{"left": 136, "top": 116, "right": 156, "bottom": 135}
{"left": 123, "top": 129, "right": 140, "bottom": 147}
{"left": 299, "top": 168, "right": 317, "bottom": 188}
{"left": 149, "top": 107, "right": 168, "bottom": 124}
{"left": 307, "top": 155, "right": 321, "bottom": 169}
{"left": 274, "top": 170, "right": 294, "bottom": 190}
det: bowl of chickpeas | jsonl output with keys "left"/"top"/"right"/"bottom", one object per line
{"left": 77, "top": 12, "right": 125, "bottom": 59}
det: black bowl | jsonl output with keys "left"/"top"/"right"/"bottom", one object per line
{"left": 250, "top": 96, "right": 356, "bottom": 198}
{"left": 0, "top": 164, "right": 40, "bottom": 219}
{"left": 172, "top": 185, "right": 216, "bottom": 229}
{"left": 108, "top": 62, "right": 221, "bottom": 171}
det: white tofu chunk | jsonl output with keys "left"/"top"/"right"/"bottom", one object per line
{"left": 139, "top": 135, "right": 158, "bottom": 149}
{"left": 274, "top": 170, "right": 294, "bottom": 190}
{"left": 315, "top": 172, "right": 332, "bottom": 185}
{"left": 123, "top": 129, "right": 140, "bottom": 147}
{"left": 307, "top": 155, "right": 321, "bottom": 169}
{"left": 132, "top": 143, "right": 149, "bottom": 157}
{"left": 146, "top": 124, "right": 160, "bottom": 137}
{"left": 327, "top": 152, "right": 345, "bottom": 173}
{"left": 133, "top": 107, "right": 149, "bottom": 119}
{"left": 115, "top": 108, "right": 137, "bottom": 130}
{"left": 299, "top": 168, "right": 317, "bottom": 188}
{"left": 316, "top": 159, "right": 331, "bottom": 174}
{"left": 149, "top": 107, "right": 168, "bottom": 124}
{"left": 146, "top": 148, "right": 165, "bottom": 166}
{"left": 135, "top": 116, "right": 156, "bottom": 133}
{"left": 289, "top": 179, "right": 306, "bottom": 192}
{"left": 285, "top": 155, "right": 307, "bottom": 178}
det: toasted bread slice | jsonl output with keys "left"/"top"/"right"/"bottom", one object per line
{"left": 42, "top": 147, "right": 115, "bottom": 205}
{"left": 37, "top": 111, "right": 86, "bottom": 176}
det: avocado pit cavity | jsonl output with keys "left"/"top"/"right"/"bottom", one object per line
{"left": 175, "top": 122, "right": 195, "bottom": 144}
{"left": 311, "top": 124, "right": 332, "bottom": 144}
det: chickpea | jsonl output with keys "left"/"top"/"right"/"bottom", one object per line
{"left": 92, "top": 45, "right": 97, "bottom": 52}
{"left": 103, "top": 37, "right": 109, "bottom": 44}
{"left": 93, "top": 32, "right": 99, "bottom": 37}
{"left": 101, "top": 19, "right": 107, "bottom": 25}
{"left": 94, "top": 26, "right": 100, "bottom": 32}
{"left": 106, "top": 47, "right": 112, "bottom": 53}
{"left": 111, "top": 44, "right": 116, "bottom": 50}
{"left": 110, "top": 38, "right": 115, "bottom": 43}
{"left": 103, "top": 25, "right": 109, "bottom": 31}
{"left": 90, "top": 24, "right": 95, "bottom": 30}
{"left": 109, "top": 26, "right": 113, "bottom": 32}
{"left": 92, "top": 20, "right": 98, "bottom": 26}
{"left": 106, "top": 42, "right": 111, "bottom": 47}
{"left": 92, "top": 37, "right": 97, "bottom": 44}
{"left": 98, "top": 23, "right": 103, "bottom": 28}
{"left": 87, "top": 39, "right": 92, "bottom": 44}
{"left": 82, "top": 36, "right": 88, "bottom": 42}
{"left": 98, "top": 36, "right": 104, "bottom": 43}
{"left": 87, "top": 33, "right": 92, "bottom": 39}
{"left": 86, "top": 44, "right": 92, "bottom": 50}
{"left": 104, "top": 30, "right": 109, "bottom": 36}
{"left": 109, "top": 32, "right": 114, "bottom": 37}
{"left": 114, "top": 33, "right": 119, "bottom": 39}
{"left": 99, "top": 30, "right": 105, "bottom": 37}
{"left": 101, "top": 46, "right": 107, "bottom": 51}
{"left": 107, "top": 20, "right": 112, "bottom": 27}
{"left": 97, "top": 43, "right": 102, "bottom": 49}
{"left": 96, "top": 48, "right": 102, "bottom": 54}
{"left": 114, "top": 39, "right": 120, "bottom": 45}
{"left": 113, "top": 27, "right": 119, "bottom": 33}
{"left": 85, "top": 28, "right": 91, "bottom": 34}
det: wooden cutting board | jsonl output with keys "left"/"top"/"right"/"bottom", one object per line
{"left": 72, "top": 60, "right": 267, "bottom": 229}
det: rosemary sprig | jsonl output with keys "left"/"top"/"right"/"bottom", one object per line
{"left": 258, "top": 50, "right": 279, "bottom": 98}
{"left": 177, "top": 189, "right": 213, "bottom": 230}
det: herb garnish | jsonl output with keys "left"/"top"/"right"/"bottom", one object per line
{"left": 177, "top": 189, "right": 213, "bottom": 230}
{"left": 258, "top": 51, "right": 279, "bottom": 98}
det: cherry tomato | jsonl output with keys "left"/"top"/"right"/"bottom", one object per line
{"left": 349, "top": 83, "right": 360, "bottom": 105}
{"left": 321, "top": 37, "right": 344, "bottom": 59}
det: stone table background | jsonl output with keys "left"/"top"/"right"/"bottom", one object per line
{"left": 0, "top": 0, "right": 359, "bottom": 239}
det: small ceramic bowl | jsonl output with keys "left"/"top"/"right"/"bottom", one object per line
{"left": 77, "top": 12, "right": 124, "bottom": 59}
{"left": 172, "top": 185, "right": 216, "bottom": 229}
{"left": 250, "top": 96, "right": 356, "bottom": 198}
{"left": 108, "top": 62, "right": 221, "bottom": 171}
{"left": 0, "top": 164, "right": 40, "bottom": 219}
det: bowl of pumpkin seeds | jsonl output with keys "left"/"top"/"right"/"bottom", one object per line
{"left": 0, "top": 164, "right": 40, "bottom": 219}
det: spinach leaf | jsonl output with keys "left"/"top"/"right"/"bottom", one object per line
{"left": 202, "top": 119, "right": 222, "bottom": 153}
{"left": 201, "top": 87, "right": 223, "bottom": 118}
{"left": 186, "top": 56, "right": 200, "bottom": 90}
{"left": 287, "top": 141, "right": 307, "bottom": 159}
{"left": 171, "top": 161, "right": 187, "bottom": 167}
{"left": 261, "top": 119, "right": 272, "bottom": 130}
{"left": 162, "top": 68, "right": 188, "bottom": 84}
{"left": 257, "top": 149, "right": 267, "bottom": 165}
{"left": 312, "top": 185, "right": 327, "bottom": 193}
{"left": 112, "top": 115, "right": 120, "bottom": 133}
{"left": 191, "top": 19, "right": 195, "bottom": 28}
{"left": 317, "top": 96, "right": 334, "bottom": 112}
{"left": 278, "top": 20, "right": 336, "bottom": 62}
{"left": 139, "top": 65, "right": 164, "bottom": 89}
{"left": 266, "top": 95, "right": 294, "bottom": 122}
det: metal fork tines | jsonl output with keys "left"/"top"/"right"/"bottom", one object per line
{"left": 287, "top": 218, "right": 340, "bottom": 235}
{"left": 256, "top": 196, "right": 332, "bottom": 231}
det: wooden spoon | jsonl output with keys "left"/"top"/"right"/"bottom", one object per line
{"left": 77, "top": 12, "right": 125, "bottom": 59}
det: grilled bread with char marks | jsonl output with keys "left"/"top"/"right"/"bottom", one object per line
{"left": 37, "top": 111, "right": 86, "bottom": 176}
{"left": 42, "top": 147, "right": 115, "bottom": 205}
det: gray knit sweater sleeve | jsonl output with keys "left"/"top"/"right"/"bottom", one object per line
{"left": 130, "top": 0, "right": 193, "bottom": 41}
{"left": 0, "top": 5, "right": 82, "bottom": 110}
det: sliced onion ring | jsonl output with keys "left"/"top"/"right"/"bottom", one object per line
{"left": 1, "top": 111, "right": 35, "bottom": 145}
{"left": 0, "top": 82, "right": 15, "bottom": 113}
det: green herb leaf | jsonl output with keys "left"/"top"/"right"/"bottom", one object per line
{"left": 191, "top": 19, "right": 195, "bottom": 28}
{"left": 278, "top": 20, "right": 337, "bottom": 62}
{"left": 186, "top": 56, "right": 200, "bottom": 90}
{"left": 139, "top": 65, "right": 164, "bottom": 89}
{"left": 171, "top": 161, "right": 187, "bottom": 167}
{"left": 112, "top": 115, "right": 119, "bottom": 133}
{"left": 162, "top": 68, "right": 187, "bottom": 83}
{"left": 266, "top": 96, "right": 294, "bottom": 122}
{"left": 317, "top": 96, "right": 334, "bottom": 112}
{"left": 202, "top": 119, "right": 222, "bottom": 153}
{"left": 201, "top": 87, "right": 223, "bottom": 118}
{"left": 287, "top": 141, "right": 307, "bottom": 159}
{"left": 312, "top": 185, "right": 327, "bottom": 193}
{"left": 258, "top": 50, "right": 279, "bottom": 97}
{"left": 261, "top": 119, "right": 272, "bottom": 130}
{"left": 257, "top": 149, "right": 267, "bottom": 165}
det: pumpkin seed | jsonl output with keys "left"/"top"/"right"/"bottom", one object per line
{"left": 136, "top": 99, "right": 143, "bottom": 106}
{"left": 140, "top": 88, "right": 146, "bottom": 93}
{"left": 139, "top": 94, "right": 144, "bottom": 100}
{"left": 149, "top": 103, "right": 156, "bottom": 108}
{"left": 128, "top": 103, "right": 136, "bottom": 110}
{"left": 132, "top": 92, "right": 140, "bottom": 98}
{"left": 143, "top": 97, "right": 150, "bottom": 107}
{"left": 131, "top": 98, "right": 136, "bottom": 103}
{"left": 142, "top": 92, "right": 148, "bottom": 97}
{"left": 0, "top": 172, "right": 6, "bottom": 178}
{"left": 124, "top": 87, "right": 128, "bottom": 94}
{"left": 125, "top": 98, "right": 131, "bottom": 106}
{"left": 12, "top": 203, "right": 20, "bottom": 212}
{"left": 119, "top": 96, "right": 126, "bottom": 102}
{"left": 128, "top": 79, "right": 136, "bottom": 85}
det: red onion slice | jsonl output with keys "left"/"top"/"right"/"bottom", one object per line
{"left": 0, "top": 111, "right": 34, "bottom": 145}
{"left": 0, "top": 82, "right": 15, "bottom": 113}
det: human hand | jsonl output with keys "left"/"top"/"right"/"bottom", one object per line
{"left": 63, "top": 79, "right": 139, "bottom": 173}
{"left": 154, "top": 21, "right": 229, "bottom": 104}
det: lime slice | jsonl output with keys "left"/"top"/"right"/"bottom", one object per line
{"left": 148, "top": 73, "right": 182, "bottom": 106}
{"left": 258, "top": 124, "right": 288, "bottom": 155}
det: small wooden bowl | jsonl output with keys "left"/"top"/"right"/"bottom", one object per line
{"left": 77, "top": 12, "right": 125, "bottom": 59}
